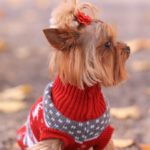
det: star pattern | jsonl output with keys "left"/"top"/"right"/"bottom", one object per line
{"left": 43, "top": 83, "right": 111, "bottom": 142}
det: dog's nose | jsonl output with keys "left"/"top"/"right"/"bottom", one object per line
{"left": 124, "top": 46, "right": 130, "bottom": 53}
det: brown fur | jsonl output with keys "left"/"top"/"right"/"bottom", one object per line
{"left": 27, "top": 139, "right": 114, "bottom": 150}
{"left": 44, "top": 22, "right": 129, "bottom": 89}
{"left": 28, "top": 0, "right": 130, "bottom": 149}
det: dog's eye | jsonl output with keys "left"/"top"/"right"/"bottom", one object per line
{"left": 104, "top": 41, "right": 112, "bottom": 49}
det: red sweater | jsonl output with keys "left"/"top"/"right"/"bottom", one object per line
{"left": 17, "top": 77, "right": 114, "bottom": 150}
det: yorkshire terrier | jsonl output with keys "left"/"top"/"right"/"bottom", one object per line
{"left": 17, "top": 0, "right": 130, "bottom": 150}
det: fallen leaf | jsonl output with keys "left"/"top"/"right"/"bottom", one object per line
{"left": 15, "top": 47, "right": 31, "bottom": 59}
{"left": 127, "top": 39, "right": 150, "bottom": 53}
{"left": 0, "top": 101, "right": 26, "bottom": 113}
{"left": 132, "top": 61, "right": 150, "bottom": 71}
{"left": 113, "top": 139, "right": 134, "bottom": 148}
{"left": 127, "top": 39, "right": 141, "bottom": 53}
{"left": 110, "top": 106, "right": 140, "bottom": 119}
{"left": 0, "top": 40, "right": 6, "bottom": 52}
{"left": 0, "top": 85, "right": 32, "bottom": 101}
{"left": 145, "top": 88, "right": 150, "bottom": 95}
{"left": 139, "top": 144, "right": 150, "bottom": 150}
{"left": 0, "top": 10, "right": 5, "bottom": 18}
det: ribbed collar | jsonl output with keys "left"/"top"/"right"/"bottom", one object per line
{"left": 51, "top": 77, "right": 106, "bottom": 121}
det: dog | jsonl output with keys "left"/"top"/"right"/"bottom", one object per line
{"left": 17, "top": 0, "right": 130, "bottom": 149}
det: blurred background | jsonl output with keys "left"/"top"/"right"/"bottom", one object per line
{"left": 0, "top": 0, "right": 150, "bottom": 149}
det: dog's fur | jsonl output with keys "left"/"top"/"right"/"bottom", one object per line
{"left": 28, "top": 0, "right": 130, "bottom": 149}
{"left": 27, "top": 139, "right": 114, "bottom": 150}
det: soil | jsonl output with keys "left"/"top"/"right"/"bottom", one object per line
{"left": 0, "top": 0, "right": 150, "bottom": 150}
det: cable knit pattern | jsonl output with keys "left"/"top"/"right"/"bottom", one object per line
{"left": 52, "top": 77, "right": 106, "bottom": 121}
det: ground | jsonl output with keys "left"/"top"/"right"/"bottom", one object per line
{"left": 0, "top": 0, "right": 150, "bottom": 150}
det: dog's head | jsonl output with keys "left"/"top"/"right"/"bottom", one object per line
{"left": 43, "top": 0, "right": 130, "bottom": 89}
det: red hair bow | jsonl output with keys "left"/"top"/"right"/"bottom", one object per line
{"left": 75, "top": 11, "right": 92, "bottom": 26}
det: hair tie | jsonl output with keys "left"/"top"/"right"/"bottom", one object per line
{"left": 75, "top": 11, "right": 92, "bottom": 26}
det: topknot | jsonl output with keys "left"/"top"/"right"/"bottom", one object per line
{"left": 49, "top": 0, "right": 99, "bottom": 29}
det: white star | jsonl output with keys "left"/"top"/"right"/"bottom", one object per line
{"left": 51, "top": 117, "right": 55, "bottom": 121}
{"left": 49, "top": 110, "right": 53, "bottom": 114}
{"left": 101, "top": 126, "right": 104, "bottom": 130}
{"left": 58, "top": 119, "right": 63, "bottom": 123}
{"left": 45, "top": 100, "right": 48, "bottom": 104}
{"left": 48, "top": 122, "right": 52, "bottom": 126}
{"left": 86, "top": 121, "right": 90, "bottom": 125}
{"left": 105, "top": 120, "right": 108, "bottom": 124}
{"left": 96, "top": 126, "right": 100, "bottom": 130}
{"left": 66, "top": 119, "right": 71, "bottom": 123}
{"left": 71, "top": 126, "right": 76, "bottom": 129}
{"left": 54, "top": 124, "right": 59, "bottom": 128}
{"left": 96, "top": 119, "right": 100, "bottom": 123}
{"left": 104, "top": 114, "right": 106, "bottom": 118}
{"left": 63, "top": 126, "right": 67, "bottom": 129}
{"left": 56, "top": 112, "right": 60, "bottom": 116}
{"left": 90, "top": 125, "right": 95, "bottom": 128}
{"left": 86, "top": 129, "right": 90, "bottom": 133}
{"left": 82, "top": 135, "right": 86, "bottom": 139}
{"left": 101, "top": 120, "right": 104, "bottom": 124}
{"left": 77, "top": 130, "right": 81, "bottom": 134}
{"left": 75, "top": 136, "right": 79, "bottom": 140}
{"left": 49, "top": 103, "right": 53, "bottom": 107}
{"left": 46, "top": 115, "right": 49, "bottom": 119}
{"left": 45, "top": 90, "right": 49, "bottom": 94}
{"left": 95, "top": 133, "right": 99, "bottom": 136}
{"left": 79, "top": 123, "right": 83, "bottom": 127}
{"left": 69, "top": 131, "right": 74, "bottom": 135}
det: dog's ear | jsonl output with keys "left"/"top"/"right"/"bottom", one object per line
{"left": 43, "top": 28, "right": 80, "bottom": 51}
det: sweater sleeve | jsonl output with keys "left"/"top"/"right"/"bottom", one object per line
{"left": 28, "top": 97, "right": 73, "bottom": 148}
{"left": 17, "top": 97, "right": 43, "bottom": 149}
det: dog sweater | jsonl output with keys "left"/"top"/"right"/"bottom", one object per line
{"left": 17, "top": 77, "right": 114, "bottom": 150}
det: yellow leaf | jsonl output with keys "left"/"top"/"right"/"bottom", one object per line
{"left": 145, "top": 88, "right": 150, "bottom": 95}
{"left": 132, "top": 61, "right": 150, "bottom": 72}
{"left": 0, "top": 40, "right": 6, "bottom": 53}
{"left": 0, "top": 10, "right": 5, "bottom": 18}
{"left": 0, "top": 85, "right": 32, "bottom": 101}
{"left": 15, "top": 47, "right": 31, "bottom": 59}
{"left": 127, "top": 39, "right": 141, "bottom": 53}
{"left": 113, "top": 139, "right": 134, "bottom": 148}
{"left": 127, "top": 38, "right": 150, "bottom": 53}
{"left": 140, "top": 144, "right": 150, "bottom": 150}
{"left": 110, "top": 106, "right": 140, "bottom": 119}
{"left": 0, "top": 101, "right": 26, "bottom": 113}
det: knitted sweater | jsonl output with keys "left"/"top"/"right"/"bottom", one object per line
{"left": 17, "top": 77, "right": 114, "bottom": 150}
